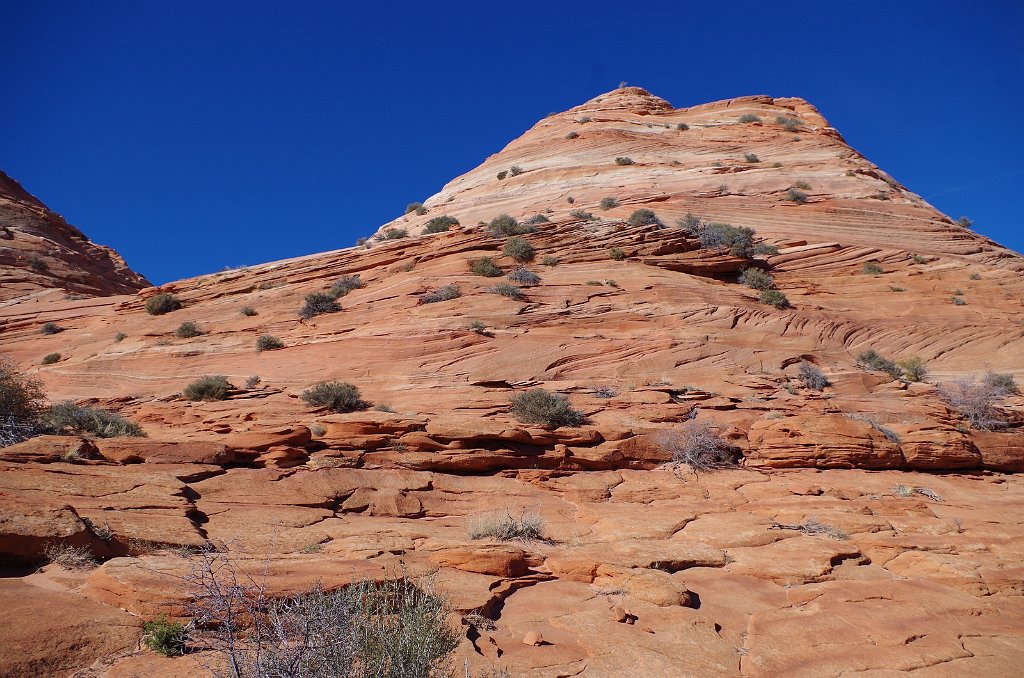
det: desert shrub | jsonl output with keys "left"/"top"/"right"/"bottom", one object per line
{"left": 405, "top": 202, "right": 425, "bottom": 215}
{"left": 40, "top": 401, "right": 144, "bottom": 438}
{"left": 856, "top": 350, "right": 902, "bottom": 380}
{"left": 759, "top": 289, "right": 790, "bottom": 308}
{"left": 496, "top": 170, "right": 508, "bottom": 180}
{"left": 41, "top": 322, "right": 65, "bottom": 335}
{"left": 510, "top": 389, "right": 585, "bottom": 427}
{"left": 541, "top": 255, "right": 559, "bottom": 267}
{"left": 566, "top": 196, "right": 575, "bottom": 204}
{"left": 489, "top": 283, "right": 525, "bottom": 300}
{"left": 509, "top": 165, "right": 524, "bottom": 176}
{"left": 798, "top": 362, "right": 829, "bottom": 390}
{"left": 327, "top": 274, "right": 365, "bottom": 299}
{"left": 299, "top": 292, "right": 341, "bottom": 319}
{"left": 739, "top": 268, "right": 774, "bottom": 290}
{"left": 697, "top": 222, "right": 756, "bottom": 257}
{"left": 970, "top": 272, "right": 981, "bottom": 280}
{"left": 255, "top": 334, "right": 285, "bottom": 352}
{"left": 467, "top": 510, "right": 544, "bottom": 541}
{"left": 0, "top": 356, "right": 45, "bottom": 446}
{"left": 578, "top": 116, "right": 592, "bottom": 123}
{"left": 470, "top": 257, "right": 503, "bottom": 277}
{"left": 957, "top": 216, "right": 973, "bottom": 229}
{"left": 752, "top": 243, "right": 779, "bottom": 255}
{"left": 502, "top": 237, "right": 535, "bottom": 262}
{"left": 374, "top": 404, "right": 395, "bottom": 413}
{"left": 524, "top": 214, "right": 549, "bottom": 226}
{"left": 605, "top": 279, "right": 619, "bottom": 288}
{"left": 378, "top": 228, "right": 408, "bottom": 241}
{"left": 507, "top": 268, "right": 541, "bottom": 285}
{"left": 862, "top": 262, "right": 884, "bottom": 275}
{"left": 245, "top": 375, "right": 261, "bottom": 389}
{"left": 419, "top": 285, "right": 461, "bottom": 304}
{"left": 890, "top": 286, "right": 906, "bottom": 292}
{"left": 793, "top": 181, "right": 812, "bottom": 190}
{"left": 487, "top": 214, "right": 533, "bottom": 237}
{"left": 114, "top": 332, "right": 127, "bottom": 342}
{"left": 984, "top": 372, "right": 1018, "bottom": 395}
{"left": 424, "top": 215, "right": 459, "bottom": 234}
{"left": 953, "top": 289, "right": 964, "bottom": 296}
{"left": 565, "top": 131, "right": 579, "bottom": 139}
{"left": 627, "top": 208, "right": 662, "bottom": 227}
{"left": 912, "top": 255, "right": 927, "bottom": 264}
{"left": 897, "top": 356, "right": 928, "bottom": 382}
{"left": 145, "top": 293, "right": 182, "bottom": 316}
{"left": 175, "top": 321, "right": 202, "bottom": 338}
{"left": 744, "top": 152, "right": 760, "bottom": 163}
{"left": 183, "top": 375, "right": 232, "bottom": 402}
{"left": 240, "top": 306, "right": 257, "bottom": 317}
{"left": 940, "top": 376, "right": 1012, "bottom": 429}
{"left": 41, "top": 353, "right": 61, "bottom": 365}
{"left": 608, "top": 247, "right": 626, "bottom": 261}
{"left": 599, "top": 197, "right": 619, "bottom": 210}
{"left": 952, "top": 296, "right": 966, "bottom": 306}
{"left": 678, "top": 213, "right": 702, "bottom": 233}
{"left": 29, "top": 256, "right": 49, "bottom": 272}
{"left": 356, "top": 237, "right": 370, "bottom": 247}
{"left": 657, "top": 419, "right": 735, "bottom": 471}
{"left": 142, "top": 615, "right": 186, "bottom": 657}
{"left": 590, "top": 385, "right": 618, "bottom": 398}
{"left": 43, "top": 543, "right": 97, "bottom": 570}
{"left": 467, "top": 320, "right": 486, "bottom": 333}
{"left": 615, "top": 156, "right": 635, "bottom": 166}
{"left": 785, "top": 188, "right": 808, "bottom": 204}
{"left": 738, "top": 114, "right": 761, "bottom": 123}
{"left": 677, "top": 122, "right": 689, "bottom": 130}
{"left": 569, "top": 209, "right": 595, "bottom": 221}
{"left": 776, "top": 116, "right": 799, "bottom": 131}
{"left": 302, "top": 381, "right": 367, "bottom": 413}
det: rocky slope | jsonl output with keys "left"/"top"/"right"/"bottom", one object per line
{"left": 0, "top": 171, "right": 149, "bottom": 302}
{"left": 0, "top": 88, "right": 1021, "bottom": 677}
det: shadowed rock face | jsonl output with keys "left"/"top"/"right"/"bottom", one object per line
{"left": 0, "top": 171, "right": 150, "bottom": 301}
{"left": 0, "top": 89, "right": 1022, "bottom": 677}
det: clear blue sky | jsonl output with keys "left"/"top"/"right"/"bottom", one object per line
{"left": 3, "top": 1, "right": 1022, "bottom": 284}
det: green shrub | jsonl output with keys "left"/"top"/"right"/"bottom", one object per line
{"left": 984, "top": 372, "right": 1018, "bottom": 395}
{"left": 677, "top": 122, "right": 689, "bottom": 130}
{"left": 599, "top": 197, "right": 618, "bottom": 210}
{"left": 256, "top": 334, "right": 284, "bottom": 352}
{"left": 328, "top": 274, "right": 365, "bottom": 299}
{"left": 752, "top": 243, "right": 780, "bottom": 255}
{"left": 467, "top": 320, "right": 486, "bottom": 333}
{"left": 29, "top": 256, "right": 49, "bottom": 272}
{"left": 510, "top": 388, "right": 585, "bottom": 427}
{"left": 785, "top": 188, "right": 808, "bottom": 204}
{"left": 609, "top": 247, "right": 626, "bottom": 261}
{"left": 405, "top": 202, "right": 422, "bottom": 214}
{"left": 41, "top": 322, "right": 65, "bottom": 335}
{"left": 565, "top": 131, "right": 579, "bottom": 139}
{"left": 502, "top": 237, "right": 535, "bottom": 262}
{"left": 794, "top": 181, "right": 812, "bottom": 190}
{"left": 41, "top": 353, "right": 61, "bottom": 365}
{"left": 470, "top": 257, "right": 503, "bottom": 277}
{"left": 299, "top": 292, "right": 341, "bottom": 319}
{"left": 489, "top": 283, "right": 524, "bottom": 300}
{"left": 678, "top": 213, "right": 702, "bottom": 233}
{"left": 776, "top": 116, "right": 799, "bottom": 131}
{"left": 759, "top": 289, "right": 790, "bottom": 308}
{"left": 378, "top": 228, "right": 408, "bottom": 240}
{"left": 114, "top": 332, "right": 127, "bottom": 342}
{"left": 301, "top": 381, "right": 367, "bottom": 412}
{"left": 739, "top": 268, "right": 774, "bottom": 290}
{"left": 467, "top": 510, "right": 545, "bottom": 541}
{"left": 856, "top": 350, "right": 902, "bottom": 380}
{"left": 487, "top": 214, "right": 533, "bottom": 236}
{"left": 175, "top": 321, "right": 202, "bottom": 338}
{"left": 1, "top": 356, "right": 46, "bottom": 446}
{"left": 245, "top": 375, "right": 261, "bottom": 388}
{"left": 698, "top": 222, "right": 756, "bottom": 257}
{"left": 541, "top": 255, "right": 559, "bottom": 266}
{"left": 419, "top": 284, "right": 461, "bottom": 304}
{"left": 41, "top": 401, "right": 144, "bottom": 437}
{"left": 240, "top": 306, "right": 257, "bottom": 317}
{"left": 862, "top": 262, "right": 884, "bottom": 275}
{"left": 912, "top": 255, "right": 927, "bottom": 264}
{"left": 142, "top": 615, "right": 186, "bottom": 656}
{"left": 145, "top": 293, "right": 182, "bottom": 316}
{"left": 898, "top": 356, "right": 928, "bottom": 382}
{"left": 738, "top": 114, "right": 761, "bottom": 123}
{"left": 615, "top": 156, "right": 635, "bottom": 166}
{"left": 627, "top": 208, "right": 661, "bottom": 227}
{"left": 744, "top": 153, "right": 760, "bottom": 163}
{"left": 183, "top": 375, "right": 231, "bottom": 401}
{"left": 952, "top": 296, "right": 966, "bottom": 305}
{"left": 507, "top": 268, "right": 541, "bottom": 285}
{"left": 524, "top": 214, "right": 549, "bottom": 226}
{"left": 424, "top": 215, "right": 459, "bottom": 234}
{"left": 570, "top": 209, "right": 595, "bottom": 221}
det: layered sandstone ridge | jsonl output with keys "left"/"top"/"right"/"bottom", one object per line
{"left": 0, "top": 88, "right": 1022, "bottom": 677}
{"left": 0, "top": 171, "right": 150, "bottom": 302}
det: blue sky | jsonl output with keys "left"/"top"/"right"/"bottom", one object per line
{"left": 2, "top": 1, "right": 1022, "bottom": 284}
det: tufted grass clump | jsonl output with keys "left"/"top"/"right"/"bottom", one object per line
{"left": 489, "top": 283, "right": 525, "bottom": 300}
{"left": 301, "top": 381, "right": 368, "bottom": 413}
{"left": 145, "top": 293, "right": 182, "bottom": 316}
{"left": 785, "top": 188, "right": 808, "bottom": 204}
{"left": 776, "top": 116, "right": 800, "bottom": 131}
{"left": 570, "top": 209, "right": 595, "bottom": 221}
{"left": 41, "top": 401, "right": 145, "bottom": 438}
{"left": 470, "top": 257, "right": 503, "bottom": 277}
{"left": 739, "top": 268, "right": 774, "bottom": 291}
{"left": 510, "top": 388, "right": 585, "bottom": 427}
{"left": 256, "top": 334, "right": 285, "bottom": 352}
{"left": 738, "top": 113, "right": 761, "bottom": 123}
{"left": 615, "top": 156, "right": 635, "bottom": 166}
{"left": 507, "top": 268, "right": 541, "bottom": 286}
{"left": 759, "top": 289, "right": 790, "bottom": 309}
{"left": 419, "top": 284, "right": 461, "bottom": 304}
{"left": 599, "top": 197, "right": 619, "bottom": 210}
{"left": 856, "top": 350, "right": 902, "bottom": 380}
{"left": 524, "top": 214, "right": 550, "bottom": 226}
{"left": 608, "top": 247, "right": 626, "bottom": 261}
{"left": 487, "top": 214, "right": 534, "bottom": 237}
{"left": 798, "top": 362, "right": 829, "bottom": 390}
{"left": 897, "top": 356, "right": 928, "bottom": 382}
{"left": 175, "top": 321, "right": 202, "bottom": 338}
{"left": 299, "top": 292, "right": 341, "bottom": 319}
{"left": 502, "top": 236, "right": 535, "bottom": 263}
{"left": 41, "top": 353, "right": 61, "bottom": 365}
{"left": 862, "top": 262, "right": 884, "bottom": 275}
{"left": 183, "top": 375, "right": 232, "bottom": 401}
{"left": 142, "top": 615, "right": 186, "bottom": 656}
{"left": 43, "top": 543, "right": 97, "bottom": 570}
{"left": 424, "top": 215, "right": 459, "bottom": 234}
{"left": 405, "top": 202, "right": 427, "bottom": 215}
{"left": 627, "top": 208, "right": 662, "bottom": 227}
{"left": 467, "top": 510, "right": 545, "bottom": 542}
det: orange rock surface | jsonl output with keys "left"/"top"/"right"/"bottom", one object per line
{"left": 0, "top": 87, "right": 1021, "bottom": 677}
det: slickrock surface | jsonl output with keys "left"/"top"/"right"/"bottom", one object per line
{"left": 0, "top": 88, "right": 1021, "bottom": 677}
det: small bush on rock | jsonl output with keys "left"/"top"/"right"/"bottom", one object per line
{"left": 507, "top": 268, "right": 541, "bottom": 286}
{"left": 41, "top": 322, "right": 65, "bottom": 335}
{"left": 940, "top": 376, "right": 1012, "bottom": 430}
{"left": 489, "top": 283, "right": 525, "bottom": 300}
{"left": 488, "top": 214, "right": 533, "bottom": 237}
{"left": 608, "top": 247, "right": 626, "bottom": 261}
{"left": 798, "top": 362, "right": 829, "bottom": 390}
{"left": 467, "top": 510, "right": 545, "bottom": 541}
{"left": 145, "top": 293, "right": 182, "bottom": 316}
{"left": 302, "top": 381, "right": 367, "bottom": 413}
{"left": 739, "top": 268, "right": 774, "bottom": 290}
{"left": 599, "top": 197, "right": 618, "bottom": 210}
{"left": 142, "top": 615, "right": 186, "bottom": 656}
{"left": 419, "top": 284, "right": 461, "bottom": 304}
{"left": 41, "top": 353, "right": 61, "bottom": 365}
{"left": 424, "top": 215, "right": 459, "bottom": 234}
{"left": 897, "top": 356, "right": 928, "bottom": 382}
{"left": 175, "top": 321, "right": 202, "bottom": 338}
{"left": 183, "top": 376, "right": 232, "bottom": 401}
{"left": 327, "top": 274, "right": 365, "bottom": 299}
{"left": 615, "top": 156, "right": 635, "bottom": 166}
{"left": 627, "top": 208, "right": 661, "bottom": 227}
{"left": 256, "top": 334, "right": 285, "bottom": 352}
{"left": 759, "top": 289, "right": 790, "bottom": 308}
{"left": 1, "top": 356, "right": 45, "bottom": 446}
{"left": 41, "top": 401, "right": 144, "bottom": 438}
{"left": 856, "top": 350, "right": 902, "bottom": 380}
{"left": 657, "top": 419, "right": 735, "bottom": 471}
{"left": 502, "top": 237, "right": 535, "bottom": 262}
{"left": 470, "top": 257, "right": 503, "bottom": 277}
{"left": 697, "top": 222, "right": 756, "bottom": 257}
{"left": 510, "top": 389, "right": 585, "bottom": 427}
{"left": 299, "top": 292, "right": 341, "bottom": 319}
{"left": 44, "top": 543, "right": 97, "bottom": 570}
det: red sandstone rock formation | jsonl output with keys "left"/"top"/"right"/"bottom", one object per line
{"left": 0, "top": 88, "right": 1021, "bottom": 677}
